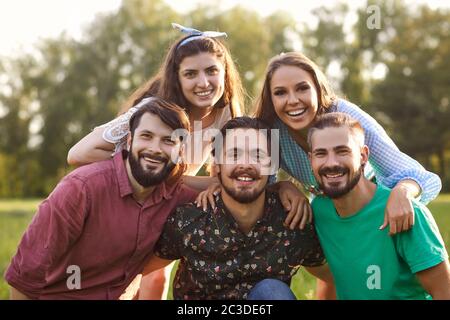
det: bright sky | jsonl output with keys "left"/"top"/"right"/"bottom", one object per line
{"left": 0, "top": 0, "right": 448, "bottom": 57}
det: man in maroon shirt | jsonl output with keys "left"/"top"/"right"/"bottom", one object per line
{"left": 5, "top": 97, "right": 197, "bottom": 300}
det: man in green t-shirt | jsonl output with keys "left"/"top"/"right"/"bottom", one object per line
{"left": 307, "top": 112, "right": 450, "bottom": 300}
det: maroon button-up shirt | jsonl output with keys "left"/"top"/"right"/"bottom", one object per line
{"left": 5, "top": 152, "right": 197, "bottom": 299}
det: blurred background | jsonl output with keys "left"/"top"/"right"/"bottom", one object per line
{"left": 0, "top": 0, "right": 449, "bottom": 299}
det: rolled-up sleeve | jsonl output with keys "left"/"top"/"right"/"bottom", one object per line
{"left": 338, "top": 100, "right": 442, "bottom": 204}
{"left": 4, "top": 175, "right": 89, "bottom": 299}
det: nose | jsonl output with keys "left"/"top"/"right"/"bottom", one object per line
{"left": 324, "top": 153, "right": 339, "bottom": 167}
{"left": 197, "top": 72, "right": 210, "bottom": 88}
{"left": 146, "top": 138, "right": 163, "bottom": 154}
{"left": 287, "top": 91, "right": 299, "bottom": 105}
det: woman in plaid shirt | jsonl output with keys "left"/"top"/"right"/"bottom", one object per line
{"left": 253, "top": 52, "right": 441, "bottom": 235}
{"left": 200, "top": 51, "right": 441, "bottom": 236}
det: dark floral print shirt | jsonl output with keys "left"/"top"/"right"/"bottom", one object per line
{"left": 154, "top": 191, "right": 325, "bottom": 300}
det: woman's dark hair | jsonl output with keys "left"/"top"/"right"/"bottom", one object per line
{"left": 120, "top": 35, "right": 244, "bottom": 118}
{"left": 254, "top": 52, "right": 336, "bottom": 127}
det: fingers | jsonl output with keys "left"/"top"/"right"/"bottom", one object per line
{"left": 284, "top": 198, "right": 299, "bottom": 226}
{"left": 379, "top": 214, "right": 388, "bottom": 230}
{"left": 402, "top": 216, "right": 410, "bottom": 234}
{"left": 308, "top": 204, "right": 313, "bottom": 224}
{"left": 289, "top": 201, "right": 303, "bottom": 230}
{"left": 213, "top": 185, "right": 221, "bottom": 195}
{"left": 389, "top": 219, "right": 397, "bottom": 235}
{"left": 299, "top": 202, "right": 310, "bottom": 230}
{"left": 280, "top": 191, "right": 292, "bottom": 212}
{"left": 207, "top": 191, "right": 216, "bottom": 211}
{"left": 409, "top": 211, "right": 415, "bottom": 228}
{"left": 195, "top": 193, "right": 203, "bottom": 206}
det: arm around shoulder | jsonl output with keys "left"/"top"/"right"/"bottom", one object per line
{"left": 67, "top": 127, "right": 115, "bottom": 166}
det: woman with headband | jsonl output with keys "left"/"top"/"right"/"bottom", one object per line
{"left": 67, "top": 24, "right": 306, "bottom": 299}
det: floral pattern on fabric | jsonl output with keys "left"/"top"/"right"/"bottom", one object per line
{"left": 154, "top": 191, "right": 325, "bottom": 299}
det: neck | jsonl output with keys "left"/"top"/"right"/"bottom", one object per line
{"left": 332, "top": 178, "right": 377, "bottom": 217}
{"left": 125, "top": 160, "right": 156, "bottom": 204}
{"left": 221, "top": 190, "right": 266, "bottom": 234}
{"left": 287, "top": 126, "right": 310, "bottom": 152}
{"left": 189, "top": 105, "right": 216, "bottom": 130}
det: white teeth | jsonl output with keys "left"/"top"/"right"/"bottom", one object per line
{"left": 325, "top": 173, "right": 344, "bottom": 178}
{"left": 144, "top": 157, "right": 162, "bottom": 164}
{"left": 195, "top": 90, "right": 213, "bottom": 96}
{"left": 237, "top": 176, "right": 254, "bottom": 182}
{"left": 287, "top": 109, "right": 306, "bottom": 117}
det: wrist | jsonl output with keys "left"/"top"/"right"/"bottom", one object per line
{"left": 393, "top": 183, "right": 415, "bottom": 199}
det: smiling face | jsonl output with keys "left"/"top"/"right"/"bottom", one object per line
{"left": 127, "top": 112, "right": 182, "bottom": 188}
{"left": 270, "top": 65, "right": 319, "bottom": 132}
{"left": 215, "top": 129, "right": 270, "bottom": 204}
{"left": 178, "top": 52, "right": 225, "bottom": 111}
{"left": 309, "top": 126, "right": 368, "bottom": 199}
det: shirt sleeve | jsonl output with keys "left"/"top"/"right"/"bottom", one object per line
{"left": 153, "top": 207, "right": 185, "bottom": 260}
{"left": 100, "top": 97, "right": 153, "bottom": 149}
{"left": 337, "top": 99, "right": 442, "bottom": 204}
{"left": 288, "top": 223, "right": 326, "bottom": 268}
{"left": 100, "top": 107, "right": 137, "bottom": 146}
{"left": 4, "top": 175, "right": 89, "bottom": 299}
{"left": 394, "top": 203, "right": 448, "bottom": 274}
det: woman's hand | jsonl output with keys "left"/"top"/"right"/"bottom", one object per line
{"left": 381, "top": 183, "right": 416, "bottom": 235}
{"left": 194, "top": 182, "right": 221, "bottom": 211}
{"left": 276, "top": 181, "right": 312, "bottom": 230}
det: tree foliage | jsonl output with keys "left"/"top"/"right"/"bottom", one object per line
{"left": 0, "top": 0, "right": 448, "bottom": 196}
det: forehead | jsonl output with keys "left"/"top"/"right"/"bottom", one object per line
{"left": 311, "top": 126, "right": 359, "bottom": 150}
{"left": 179, "top": 52, "right": 224, "bottom": 70}
{"left": 134, "top": 113, "right": 174, "bottom": 137}
{"left": 224, "top": 129, "right": 269, "bottom": 151}
{"left": 271, "top": 65, "right": 314, "bottom": 87}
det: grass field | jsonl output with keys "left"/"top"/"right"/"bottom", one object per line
{"left": 1, "top": 196, "right": 449, "bottom": 300}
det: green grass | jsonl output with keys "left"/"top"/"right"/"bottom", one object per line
{"left": 0, "top": 196, "right": 449, "bottom": 300}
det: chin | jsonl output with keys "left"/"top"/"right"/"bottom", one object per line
{"left": 282, "top": 118, "right": 308, "bottom": 131}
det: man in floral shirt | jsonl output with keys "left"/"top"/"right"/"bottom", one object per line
{"left": 143, "top": 117, "right": 335, "bottom": 299}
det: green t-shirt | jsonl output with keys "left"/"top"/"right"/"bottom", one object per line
{"left": 312, "top": 184, "right": 448, "bottom": 300}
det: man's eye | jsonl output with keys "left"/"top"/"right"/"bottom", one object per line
{"left": 314, "top": 152, "right": 326, "bottom": 157}
{"left": 164, "top": 139, "right": 176, "bottom": 145}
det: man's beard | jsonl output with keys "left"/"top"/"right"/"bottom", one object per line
{"left": 317, "top": 165, "right": 363, "bottom": 199}
{"left": 220, "top": 167, "right": 266, "bottom": 204}
{"left": 128, "top": 146, "right": 176, "bottom": 188}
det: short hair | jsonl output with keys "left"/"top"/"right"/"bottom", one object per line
{"left": 211, "top": 116, "right": 272, "bottom": 161}
{"left": 128, "top": 97, "right": 190, "bottom": 185}
{"left": 129, "top": 97, "right": 190, "bottom": 137}
{"left": 307, "top": 112, "right": 365, "bottom": 149}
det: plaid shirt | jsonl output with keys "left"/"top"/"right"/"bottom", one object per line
{"left": 273, "top": 99, "right": 441, "bottom": 204}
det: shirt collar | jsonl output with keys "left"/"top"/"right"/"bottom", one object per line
{"left": 114, "top": 150, "right": 180, "bottom": 203}
{"left": 214, "top": 191, "right": 279, "bottom": 228}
